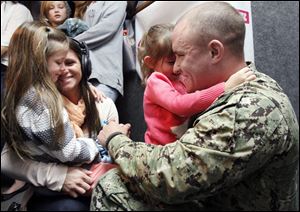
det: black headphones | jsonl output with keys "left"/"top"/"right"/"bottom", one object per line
{"left": 71, "top": 38, "right": 92, "bottom": 81}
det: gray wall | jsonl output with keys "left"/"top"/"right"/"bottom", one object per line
{"left": 251, "top": 1, "right": 299, "bottom": 120}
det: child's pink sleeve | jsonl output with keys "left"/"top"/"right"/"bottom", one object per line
{"left": 147, "top": 72, "right": 225, "bottom": 117}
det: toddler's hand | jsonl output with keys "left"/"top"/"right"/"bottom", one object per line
{"left": 225, "top": 67, "right": 256, "bottom": 91}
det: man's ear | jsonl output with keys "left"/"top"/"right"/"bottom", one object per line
{"left": 143, "top": 56, "right": 155, "bottom": 69}
{"left": 208, "top": 40, "right": 224, "bottom": 64}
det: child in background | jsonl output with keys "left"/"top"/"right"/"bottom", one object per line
{"left": 138, "top": 24, "right": 256, "bottom": 145}
{"left": 40, "top": 1, "right": 70, "bottom": 27}
{"left": 40, "top": 1, "right": 88, "bottom": 37}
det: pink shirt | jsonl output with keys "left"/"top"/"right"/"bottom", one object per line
{"left": 144, "top": 72, "right": 225, "bottom": 146}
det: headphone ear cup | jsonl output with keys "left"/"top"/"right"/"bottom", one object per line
{"left": 85, "top": 51, "right": 91, "bottom": 79}
{"left": 79, "top": 41, "right": 91, "bottom": 81}
{"left": 81, "top": 54, "right": 86, "bottom": 80}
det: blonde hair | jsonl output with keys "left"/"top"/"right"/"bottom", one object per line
{"left": 137, "top": 23, "right": 174, "bottom": 85}
{"left": 1, "top": 21, "right": 69, "bottom": 159}
{"left": 74, "top": 1, "right": 92, "bottom": 19}
{"left": 40, "top": 1, "right": 71, "bottom": 27}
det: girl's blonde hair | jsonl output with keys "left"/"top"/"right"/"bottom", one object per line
{"left": 1, "top": 21, "right": 69, "bottom": 159}
{"left": 40, "top": 1, "right": 71, "bottom": 27}
{"left": 74, "top": 1, "right": 92, "bottom": 19}
{"left": 137, "top": 23, "right": 174, "bottom": 85}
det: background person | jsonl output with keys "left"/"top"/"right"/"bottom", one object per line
{"left": 73, "top": 1, "right": 127, "bottom": 102}
{"left": 39, "top": 1, "right": 70, "bottom": 27}
{"left": 1, "top": 1, "right": 33, "bottom": 101}
{"left": 40, "top": 1, "right": 89, "bottom": 38}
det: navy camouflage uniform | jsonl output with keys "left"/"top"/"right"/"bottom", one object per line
{"left": 91, "top": 62, "right": 299, "bottom": 211}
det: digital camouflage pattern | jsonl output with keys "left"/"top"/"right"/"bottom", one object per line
{"left": 91, "top": 62, "right": 299, "bottom": 211}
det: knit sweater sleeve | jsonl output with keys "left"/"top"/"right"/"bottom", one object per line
{"left": 16, "top": 89, "right": 99, "bottom": 164}
{"left": 146, "top": 72, "right": 225, "bottom": 117}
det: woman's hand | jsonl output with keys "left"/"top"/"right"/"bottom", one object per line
{"left": 62, "top": 167, "right": 93, "bottom": 198}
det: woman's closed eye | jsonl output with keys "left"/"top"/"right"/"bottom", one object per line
{"left": 64, "top": 59, "right": 76, "bottom": 66}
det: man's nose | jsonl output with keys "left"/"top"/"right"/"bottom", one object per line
{"left": 173, "top": 62, "right": 181, "bottom": 75}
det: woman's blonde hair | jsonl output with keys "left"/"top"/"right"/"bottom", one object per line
{"left": 1, "top": 21, "right": 69, "bottom": 159}
{"left": 74, "top": 1, "right": 92, "bottom": 19}
{"left": 137, "top": 23, "right": 174, "bottom": 85}
{"left": 40, "top": 1, "right": 71, "bottom": 27}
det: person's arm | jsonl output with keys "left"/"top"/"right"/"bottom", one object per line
{"left": 1, "top": 143, "right": 94, "bottom": 197}
{"left": 101, "top": 90, "right": 286, "bottom": 204}
{"left": 1, "top": 4, "right": 33, "bottom": 49}
{"left": 1, "top": 143, "right": 67, "bottom": 191}
{"left": 17, "top": 91, "right": 99, "bottom": 164}
{"left": 74, "top": 1, "right": 127, "bottom": 49}
{"left": 147, "top": 72, "right": 224, "bottom": 117}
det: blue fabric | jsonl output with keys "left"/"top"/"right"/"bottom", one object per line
{"left": 57, "top": 18, "right": 89, "bottom": 38}
{"left": 96, "top": 143, "right": 112, "bottom": 163}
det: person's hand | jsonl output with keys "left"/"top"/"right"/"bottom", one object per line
{"left": 97, "top": 121, "right": 131, "bottom": 147}
{"left": 225, "top": 67, "right": 256, "bottom": 91}
{"left": 62, "top": 167, "right": 93, "bottom": 198}
{"left": 83, "top": 162, "right": 119, "bottom": 196}
{"left": 89, "top": 84, "right": 106, "bottom": 102}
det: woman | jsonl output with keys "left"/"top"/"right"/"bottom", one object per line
{"left": 1, "top": 26, "right": 119, "bottom": 211}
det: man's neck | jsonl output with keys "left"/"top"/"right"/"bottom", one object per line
{"left": 222, "top": 56, "right": 247, "bottom": 81}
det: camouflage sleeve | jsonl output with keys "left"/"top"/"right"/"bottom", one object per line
{"left": 108, "top": 92, "right": 287, "bottom": 204}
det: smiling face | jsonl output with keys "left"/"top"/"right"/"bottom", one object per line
{"left": 47, "top": 50, "right": 67, "bottom": 83}
{"left": 56, "top": 49, "right": 82, "bottom": 96}
{"left": 47, "top": 1, "right": 68, "bottom": 27}
{"left": 172, "top": 21, "right": 214, "bottom": 93}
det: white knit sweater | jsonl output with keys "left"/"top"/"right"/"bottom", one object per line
{"left": 16, "top": 87, "right": 99, "bottom": 165}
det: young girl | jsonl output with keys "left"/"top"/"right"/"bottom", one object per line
{"left": 1, "top": 21, "right": 100, "bottom": 165}
{"left": 40, "top": 1, "right": 89, "bottom": 38}
{"left": 40, "top": 1, "right": 70, "bottom": 27}
{"left": 138, "top": 24, "right": 256, "bottom": 145}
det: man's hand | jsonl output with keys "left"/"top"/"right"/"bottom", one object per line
{"left": 62, "top": 167, "right": 93, "bottom": 198}
{"left": 98, "top": 121, "right": 131, "bottom": 147}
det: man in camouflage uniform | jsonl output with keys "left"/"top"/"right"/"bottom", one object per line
{"left": 91, "top": 2, "right": 299, "bottom": 211}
